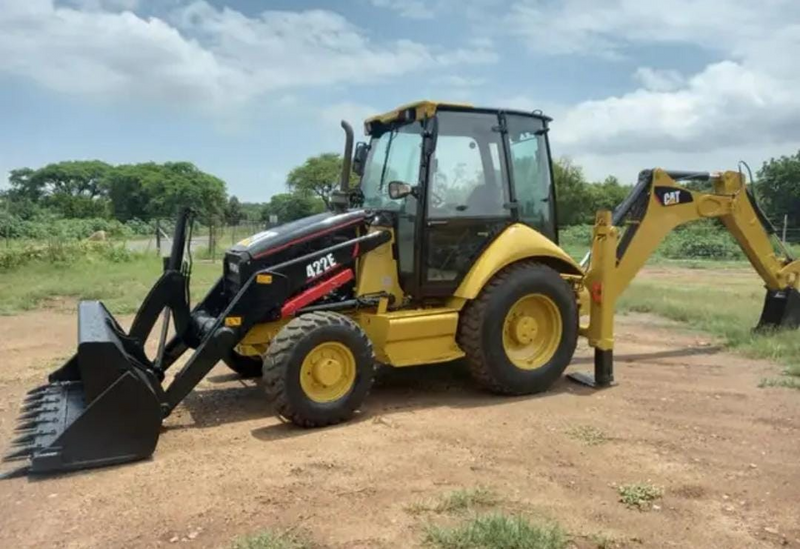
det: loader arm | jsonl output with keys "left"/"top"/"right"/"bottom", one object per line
{"left": 571, "top": 168, "right": 800, "bottom": 387}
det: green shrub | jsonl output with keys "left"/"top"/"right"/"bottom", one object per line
{"left": 659, "top": 221, "right": 743, "bottom": 260}
{"left": 558, "top": 219, "right": 791, "bottom": 261}
{"left": 0, "top": 241, "right": 135, "bottom": 271}
{"left": 0, "top": 212, "right": 154, "bottom": 240}
{"left": 423, "top": 512, "right": 567, "bottom": 549}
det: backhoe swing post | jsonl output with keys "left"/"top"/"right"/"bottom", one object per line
{"left": 569, "top": 210, "right": 618, "bottom": 388}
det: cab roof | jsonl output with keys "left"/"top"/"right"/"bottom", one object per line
{"left": 363, "top": 100, "right": 551, "bottom": 135}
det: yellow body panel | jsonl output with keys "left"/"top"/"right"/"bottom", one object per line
{"left": 364, "top": 100, "right": 473, "bottom": 128}
{"left": 235, "top": 318, "right": 290, "bottom": 357}
{"left": 453, "top": 223, "right": 583, "bottom": 300}
{"left": 355, "top": 227, "right": 404, "bottom": 304}
{"left": 357, "top": 308, "right": 464, "bottom": 367}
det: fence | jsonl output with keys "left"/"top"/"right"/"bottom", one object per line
{"left": 149, "top": 221, "right": 266, "bottom": 262}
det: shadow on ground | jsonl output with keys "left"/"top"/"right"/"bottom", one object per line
{"left": 179, "top": 358, "right": 584, "bottom": 439}
{"left": 177, "top": 345, "right": 722, "bottom": 440}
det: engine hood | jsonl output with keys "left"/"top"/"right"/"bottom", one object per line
{"left": 230, "top": 209, "right": 368, "bottom": 260}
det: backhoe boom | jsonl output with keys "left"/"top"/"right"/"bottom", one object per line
{"left": 571, "top": 168, "right": 800, "bottom": 387}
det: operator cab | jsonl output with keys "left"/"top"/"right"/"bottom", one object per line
{"left": 354, "top": 101, "right": 557, "bottom": 298}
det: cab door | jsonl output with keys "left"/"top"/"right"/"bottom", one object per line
{"left": 421, "top": 110, "right": 513, "bottom": 296}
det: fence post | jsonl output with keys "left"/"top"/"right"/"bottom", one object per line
{"left": 155, "top": 219, "right": 161, "bottom": 255}
{"left": 782, "top": 214, "right": 788, "bottom": 244}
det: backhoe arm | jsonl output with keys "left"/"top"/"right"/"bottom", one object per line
{"left": 570, "top": 168, "right": 800, "bottom": 388}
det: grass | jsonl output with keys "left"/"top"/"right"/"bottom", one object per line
{"left": 619, "top": 276, "right": 800, "bottom": 385}
{"left": 566, "top": 425, "right": 608, "bottom": 446}
{"left": 406, "top": 488, "right": 499, "bottom": 515}
{"left": 0, "top": 253, "right": 220, "bottom": 316}
{"left": 436, "top": 488, "right": 499, "bottom": 513}
{"left": 618, "top": 483, "right": 663, "bottom": 510}
{"left": 232, "top": 529, "right": 312, "bottom": 549}
{"left": 758, "top": 377, "right": 800, "bottom": 390}
{"left": 423, "top": 513, "right": 567, "bottom": 549}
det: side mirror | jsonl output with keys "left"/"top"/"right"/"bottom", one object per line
{"left": 388, "top": 181, "right": 414, "bottom": 200}
{"left": 352, "top": 142, "right": 369, "bottom": 177}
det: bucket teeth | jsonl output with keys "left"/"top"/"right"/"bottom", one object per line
{"left": 26, "top": 384, "right": 50, "bottom": 396}
{"left": 17, "top": 405, "right": 55, "bottom": 418}
{"left": 3, "top": 447, "right": 35, "bottom": 462}
{"left": 12, "top": 433, "right": 36, "bottom": 446}
{"left": 20, "top": 399, "right": 56, "bottom": 412}
{"left": 23, "top": 393, "right": 47, "bottom": 404}
{"left": 15, "top": 420, "right": 44, "bottom": 432}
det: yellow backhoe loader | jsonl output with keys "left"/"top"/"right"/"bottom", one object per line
{"left": 4, "top": 101, "right": 799, "bottom": 476}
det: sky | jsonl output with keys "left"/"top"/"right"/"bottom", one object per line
{"left": 1, "top": 0, "right": 800, "bottom": 202}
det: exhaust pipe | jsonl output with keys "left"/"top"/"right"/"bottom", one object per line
{"left": 331, "top": 120, "right": 354, "bottom": 213}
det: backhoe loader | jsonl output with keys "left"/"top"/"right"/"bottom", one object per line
{"left": 4, "top": 101, "right": 799, "bottom": 476}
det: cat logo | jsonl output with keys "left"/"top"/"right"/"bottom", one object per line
{"left": 662, "top": 190, "right": 681, "bottom": 206}
{"left": 654, "top": 186, "right": 693, "bottom": 207}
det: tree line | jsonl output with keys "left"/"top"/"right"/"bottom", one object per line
{"left": 2, "top": 150, "right": 798, "bottom": 237}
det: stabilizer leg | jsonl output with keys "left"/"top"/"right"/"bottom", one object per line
{"left": 567, "top": 349, "right": 616, "bottom": 389}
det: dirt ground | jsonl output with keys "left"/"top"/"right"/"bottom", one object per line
{"left": 0, "top": 294, "right": 799, "bottom": 547}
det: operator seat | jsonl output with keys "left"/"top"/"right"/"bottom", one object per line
{"left": 466, "top": 183, "right": 502, "bottom": 216}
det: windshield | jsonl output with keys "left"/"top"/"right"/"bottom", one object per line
{"left": 360, "top": 122, "right": 423, "bottom": 210}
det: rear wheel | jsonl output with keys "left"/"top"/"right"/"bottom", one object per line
{"left": 457, "top": 261, "right": 578, "bottom": 395}
{"left": 222, "top": 351, "right": 263, "bottom": 378}
{"left": 263, "top": 311, "right": 375, "bottom": 427}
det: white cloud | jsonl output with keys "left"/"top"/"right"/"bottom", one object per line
{"left": 369, "top": 0, "right": 434, "bottom": 19}
{"left": 0, "top": 0, "right": 497, "bottom": 112}
{"left": 507, "top": 0, "right": 799, "bottom": 58}
{"left": 505, "top": 0, "right": 800, "bottom": 167}
{"left": 59, "top": 0, "right": 140, "bottom": 11}
{"left": 634, "top": 68, "right": 685, "bottom": 93}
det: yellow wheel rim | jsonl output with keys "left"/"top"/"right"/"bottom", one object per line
{"left": 299, "top": 342, "right": 357, "bottom": 403}
{"left": 502, "top": 294, "right": 562, "bottom": 370}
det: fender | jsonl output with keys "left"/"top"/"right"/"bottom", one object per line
{"left": 453, "top": 224, "right": 583, "bottom": 300}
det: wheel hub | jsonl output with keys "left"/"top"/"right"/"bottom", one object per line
{"left": 299, "top": 342, "right": 357, "bottom": 403}
{"left": 511, "top": 315, "right": 537, "bottom": 345}
{"left": 313, "top": 357, "right": 344, "bottom": 387}
{"left": 502, "top": 293, "right": 563, "bottom": 370}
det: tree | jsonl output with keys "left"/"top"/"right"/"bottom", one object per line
{"left": 261, "top": 193, "right": 325, "bottom": 224}
{"left": 586, "top": 175, "right": 631, "bottom": 219}
{"left": 106, "top": 162, "right": 227, "bottom": 223}
{"left": 758, "top": 151, "right": 800, "bottom": 227}
{"left": 4, "top": 160, "right": 230, "bottom": 223}
{"left": 553, "top": 157, "right": 592, "bottom": 226}
{"left": 225, "top": 196, "right": 244, "bottom": 225}
{"left": 286, "top": 153, "right": 357, "bottom": 209}
{"left": 6, "top": 161, "right": 112, "bottom": 218}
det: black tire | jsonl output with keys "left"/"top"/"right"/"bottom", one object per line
{"left": 457, "top": 261, "right": 578, "bottom": 395}
{"left": 222, "top": 351, "right": 263, "bottom": 378}
{"left": 263, "top": 311, "right": 375, "bottom": 427}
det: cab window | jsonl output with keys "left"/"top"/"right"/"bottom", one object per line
{"left": 428, "top": 111, "right": 509, "bottom": 219}
{"left": 506, "top": 114, "right": 555, "bottom": 240}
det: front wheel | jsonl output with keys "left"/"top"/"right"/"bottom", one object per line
{"left": 457, "top": 262, "right": 578, "bottom": 395}
{"left": 222, "top": 351, "right": 263, "bottom": 378}
{"left": 263, "top": 312, "right": 375, "bottom": 427}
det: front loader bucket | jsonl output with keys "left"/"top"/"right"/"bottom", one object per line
{"left": 757, "top": 288, "right": 800, "bottom": 331}
{"left": 3, "top": 301, "right": 163, "bottom": 475}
